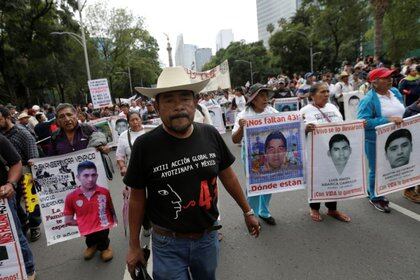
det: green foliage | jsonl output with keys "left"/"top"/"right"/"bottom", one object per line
{"left": 203, "top": 41, "right": 276, "bottom": 87}
{"left": 0, "top": 0, "right": 161, "bottom": 106}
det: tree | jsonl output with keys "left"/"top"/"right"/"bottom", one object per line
{"left": 203, "top": 41, "right": 273, "bottom": 87}
{"left": 266, "top": 23, "right": 275, "bottom": 34}
{"left": 370, "top": 0, "right": 389, "bottom": 58}
{"left": 86, "top": 3, "right": 161, "bottom": 98}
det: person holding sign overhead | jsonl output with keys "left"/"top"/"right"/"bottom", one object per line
{"left": 232, "top": 83, "right": 279, "bottom": 225}
{"left": 300, "top": 83, "right": 351, "bottom": 222}
{"left": 358, "top": 68, "right": 405, "bottom": 213}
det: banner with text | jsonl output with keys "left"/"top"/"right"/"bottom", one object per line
{"left": 31, "top": 148, "right": 117, "bottom": 245}
{"left": 244, "top": 112, "right": 306, "bottom": 196}
{"left": 0, "top": 199, "right": 27, "bottom": 280}
{"left": 375, "top": 115, "right": 420, "bottom": 196}
{"left": 185, "top": 60, "right": 231, "bottom": 92}
{"left": 343, "top": 91, "right": 363, "bottom": 121}
{"left": 274, "top": 97, "right": 299, "bottom": 113}
{"left": 308, "top": 121, "right": 367, "bottom": 202}
{"left": 89, "top": 117, "right": 116, "bottom": 146}
{"left": 88, "top": 78, "right": 113, "bottom": 109}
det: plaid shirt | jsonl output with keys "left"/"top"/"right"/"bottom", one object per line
{"left": 3, "top": 125, "right": 39, "bottom": 164}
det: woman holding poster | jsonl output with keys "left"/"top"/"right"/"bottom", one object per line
{"left": 232, "top": 83, "right": 279, "bottom": 225}
{"left": 301, "top": 83, "right": 351, "bottom": 222}
{"left": 115, "top": 111, "right": 150, "bottom": 236}
{"left": 358, "top": 68, "right": 405, "bottom": 213}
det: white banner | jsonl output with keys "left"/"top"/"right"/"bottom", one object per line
{"left": 185, "top": 60, "right": 231, "bottom": 92}
{"left": 109, "top": 116, "right": 129, "bottom": 145}
{"left": 88, "top": 78, "right": 113, "bottom": 109}
{"left": 343, "top": 91, "right": 363, "bottom": 121}
{"left": 273, "top": 97, "right": 299, "bottom": 112}
{"left": 375, "top": 115, "right": 420, "bottom": 196}
{"left": 31, "top": 148, "right": 117, "bottom": 245}
{"left": 0, "top": 199, "right": 27, "bottom": 280}
{"left": 308, "top": 121, "right": 367, "bottom": 202}
{"left": 244, "top": 112, "right": 306, "bottom": 196}
{"left": 207, "top": 105, "right": 226, "bottom": 134}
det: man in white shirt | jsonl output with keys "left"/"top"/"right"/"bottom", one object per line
{"left": 334, "top": 71, "right": 354, "bottom": 118}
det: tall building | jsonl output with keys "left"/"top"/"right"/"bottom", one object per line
{"left": 216, "top": 29, "right": 234, "bottom": 52}
{"left": 195, "top": 48, "right": 212, "bottom": 71}
{"left": 256, "top": 0, "right": 301, "bottom": 48}
{"left": 175, "top": 34, "right": 198, "bottom": 68}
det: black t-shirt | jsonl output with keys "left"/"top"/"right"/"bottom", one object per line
{"left": 123, "top": 123, "right": 235, "bottom": 233}
{"left": 0, "top": 134, "right": 21, "bottom": 185}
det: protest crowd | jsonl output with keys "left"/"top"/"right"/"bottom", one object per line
{"left": 0, "top": 54, "right": 419, "bottom": 280}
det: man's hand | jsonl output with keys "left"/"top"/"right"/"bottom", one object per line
{"left": 120, "top": 166, "right": 127, "bottom": 177}
{"left": 127, "top": 246, "right": 146, "bottom": 278}
{"left": 0, "top": 183, "right": 15, "bottom": 199}
{"left": 244, "top": 215, "right": 260, "bottom": 238}
{"left": 238, "top": 119, "right": 246, "bottom": 128}
{"left": 305, "top": 123, "right": 316, "bottom": 134}
{"left": 388, "top": 117, "right": 403, "bottom": 125}
{"left": 97, "top": 145, "right": 111, "bottom": 154}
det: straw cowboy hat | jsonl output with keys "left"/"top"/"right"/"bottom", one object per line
{"left": 135, "top": 67, "right": 210, "bottom": 99}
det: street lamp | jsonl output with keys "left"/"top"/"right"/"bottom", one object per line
{"left": 116, "top": 67, "right": 133, "bottom": 96}
{"left": 235, "top": 59, "right": 254, "bottom": 85}
{"left": 286, "top": 30, "right": 314, "bottom": 73}
{"left": 51, "top": 0, "right": 91, "bottom": 81}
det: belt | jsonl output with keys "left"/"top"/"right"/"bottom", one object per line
{"left": 152, "top": 225, "right": 222, "bottom": 240}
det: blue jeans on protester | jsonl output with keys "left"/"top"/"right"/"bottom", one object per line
{"left": 8, "top": 196, "right": 35, "bottom": 275}
{"left": 152, "top": 230, "right": 219, "bottom": 280}
{"left": 365, "top": 141, "right": 385, "bottom": 202}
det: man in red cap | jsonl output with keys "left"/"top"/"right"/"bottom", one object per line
{"left": 358, "top": 68, "right": 405, "bottom": 213}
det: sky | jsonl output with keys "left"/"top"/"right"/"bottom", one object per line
{"left": 98, "top": 0, "right": 259, "bottom": 66}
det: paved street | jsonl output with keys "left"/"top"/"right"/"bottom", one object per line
{"left": 30, "top": 132, "right": 420, "bottom": 280}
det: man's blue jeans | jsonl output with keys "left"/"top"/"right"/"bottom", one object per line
{"left": 8, "top": 196, "right": 35, "bottom": 275}
{"left": 152, "top": 230, "right": 219, "bottom": 280}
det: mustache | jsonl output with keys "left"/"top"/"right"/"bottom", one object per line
{"left": 170, "top": 112, "right": 190, "bottom": 120}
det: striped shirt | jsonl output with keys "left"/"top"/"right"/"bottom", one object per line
{"left": 3, "top": 125, "right": 39, "bottom": 164}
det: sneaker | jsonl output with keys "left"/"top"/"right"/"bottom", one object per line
{"left": 403, "top": 188, "right": 420, "bottom": 203}
{"left": 27, "top": 271, "right": 36, "bottom": 280}
{"left": 100, "top": 247, "right": 113, "bottom": 262}
{"left": 30, "top": 227, "right": 41, "bottom": 242}
{"left": 83, "top": 246, "right": 97, "bottom": 260}
{"left": 369, "top": 200, "right": 391, "bottom": 213}
{"left": 259, "top": 215, "right": 276, "bottom": 225}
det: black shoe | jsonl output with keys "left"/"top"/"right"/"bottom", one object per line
{"left": 259, "top": 215, "right": 276, "bottom": 225}
{"left": 369, "top": 200, "right": 391, "bottom": 213}
{"left": 30, "top": 227, "right": 41, "bottom": 242}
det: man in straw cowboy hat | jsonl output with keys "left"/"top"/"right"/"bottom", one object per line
{"left": 124, "top": 67, "right": 260, "bottom": 280}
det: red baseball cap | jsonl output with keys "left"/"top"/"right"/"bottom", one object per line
{"left": 368, "top": 68, "right": 396, "bottom": 82}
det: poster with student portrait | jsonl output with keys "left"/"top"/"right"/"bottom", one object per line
{"left": 89, "top": 117, "right": 115, "bottom": 145}
{"left": 109, "top": 116, "right": 129, "bottom": 145}
{"left": 225, "top": 108, "right": 236, "bottom": 127}
{"left": 273, "top": 97, "right": 299, "bottom": 113}
{"left": 244, "top": 112, "right": 306, "bottom": 196}
{"left": 308, "top": 121, "right": 367, "bottom": 202}
{"left": 31, "top": 148, "right": 117, "bottom": 246}
{"left": 375, "top": 115, "right": 420, "bottom": 196}
{"left": 0, "top": 199, "right": 27, "bottom": 280}
{"left": 207, "top": 105, "right": 226, "bottom": 134}
{"left": 343, "top": 91, "right": 363, "bottom": 121}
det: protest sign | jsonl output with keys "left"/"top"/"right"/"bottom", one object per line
{"left": 89, "top": 117, "right": 115, "bottom": 145}
{"left": 375, "top": 115, "right": 420, "bottom": 196}
{"left": 207, "top": 105, "right": 226, "bottom": 134}
{"left": 109, "top": 116, "right": 129, "bottom": 144}
{"left": 0, "top": 199, "right": 27, "bottom": 280}
{"left": 22, "top": 173, "right": 39, "bottom": 214}
{"left": 185, "top": 60, "right": 231, "bottom": 92}
{"left": 88, "top": 79, "right": 113, "bottom": 109}
{"left": 273, "top": 97, "right": 299, "bottom": 112}
{"left": 343, "top": 91, "right": 363, "bottom": 121}
{"left": 244, "top": 112, "right": 306, "bottom": 196}
{"left": 31, "top": 148, "right": 117, "bottom": 245}
{"left": 308, "top": 121, "right": 367, "bottom": 202}
{"left": 225, "top": 108, "right": 236, "bottom": 127}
